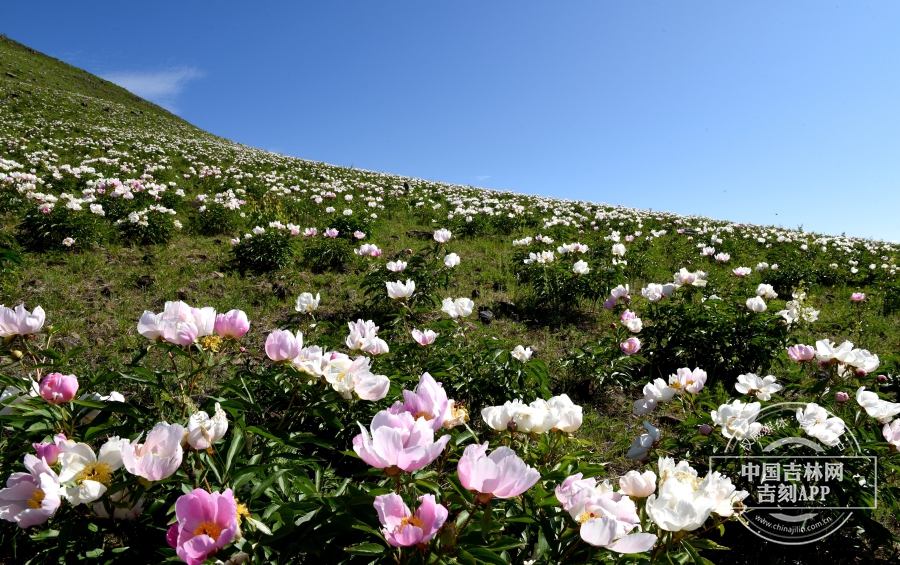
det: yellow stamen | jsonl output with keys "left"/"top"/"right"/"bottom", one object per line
{"left": 576, "top": 511, "right": 597, "bottom": 524}
{"left": 399, "top": 515, "right": 424, "bottom": 532}
{"left": 27, "top": 488, "right": 45, "bottom": 509}
{"left": 199, "top": 335, "right": 222, "bottom": 352}
{"left": 74, "top": 462, "right": 114, "bottom": 486}
{"left": 193, "top": 521, "right": 222, "bottom": 541}
{"left": 235, "top": 502, "right": 251, "bottom": 526}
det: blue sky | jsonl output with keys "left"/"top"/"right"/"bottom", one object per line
{"left": 6, "top": 2, "right": 900, "bottom": 241}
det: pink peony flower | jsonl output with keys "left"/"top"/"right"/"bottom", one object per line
{"left": 567, "top": 490, "right": 657, "bottom": 552}
{"left": 580, "top": 515, "right": 658, "bottom": 553}
{"left": 619, "top": 470, "right": 657, "bottom": 497}
{"left": 457, "top": 443, "right": 540, "bottom": 503}
{"left": 555, "top": 473, "right": 599, "bottom": 511}
{"left": 668, "top": 367, "right": 707, "bottom": 394}
{"left": 136, "top": 301, "right": 213, "bottom": 346}
{"left": 214, "top": 310, "right": 250, "bottom": 339}
{"left": 39, "top": 373, "right": 78, "bottom": 404}
{"left": 620, "top": 337, "right": 641, "bottom": 356}
{"left": 883, "top": 420, "right": 900, "bottom": 449}
{"left": 121, "top": 422, "right": 184, "bottom": 481}
{"left": 353, "top": 410, "right": 450, "bottom": 474}
{"left": 396, "top": 372, "right": 449, "bottom": 430}
{"left": 851, "top": 292, "right": 866, "bottom": 302}
{"left": 168, "top": 488, "right": 238, "bottom": 565}
{"left": 373, "top": 493, "right": 448, "bottom": 547}
{"left": 787, "top": 344, "right": 816, "bottom": 362}
{"left": 0, "top": 454, "right": 62, "bottom": 528}
{"left": 32, "top": 434, "right": 66, "bottom": 465}
{"left": 411, "top": 328, "right": 437, "bottom": 346}
{"left": 0, "top": 304, "right": 46, "bottom": 337}
{"left": 265, "top": 329, "right": 302, "bottom": 362}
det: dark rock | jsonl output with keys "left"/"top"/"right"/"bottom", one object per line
{"left": 494, "top": 301, "right": 517, "bottom": 317}
{"left": 141, "top": 253, "right": 154, "bottom": 265}
{"left": 682, "top": 228, "right": 698, "bottom": 235}
{"left": 176, "top": 289, "right": 190, "bottom": 301}
{"left": 478, "top": 309, "right": 494, "bottom": 324}
{"left": 403, "top": 181, "right": 410, "bottom": 190}
{"left": 492, "top": 281, "right": 504, "bottom": 292}
{"left": 407, "top": 230, "right": 434, "bottom": 239}
{"left": 213, "top": 239, "right": 223, "bottom": 245}
{"left": 136, "top": 275, "right": 153, "bottom": 289}
{"left": 272, "top": 282, "right": 287, "bottom": 299}
{"left": 99, "top": 286, "right": 112, "bottom": 298}
{"left": 6, "top": 72, "right": 17, "bottom": 78}
{"left": 471, "top": 289, "right": 480, "bottom": 299}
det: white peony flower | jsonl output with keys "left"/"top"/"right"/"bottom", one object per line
{"left": 186, "top": 403, "right": 229, "bottom": 450}
{"left": 734, "top": 373, "right": 782, "bottom": 401}
{"left": 295, "top": 292, "right": 321, "bottom": 313}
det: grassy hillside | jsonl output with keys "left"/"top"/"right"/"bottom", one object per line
{"left": 2, "top": 34, "right": 900, "bottom": 564}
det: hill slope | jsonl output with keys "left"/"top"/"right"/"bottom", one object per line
{"left": 2, "top": 35, "right": 900, "bottom": 565}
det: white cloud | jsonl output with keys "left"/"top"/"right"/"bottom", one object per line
{"left": 475, "top": 175, "right": 491, "bottom": 181}
{"left": 101, "top": 67, "right": 202, "bottom": 112}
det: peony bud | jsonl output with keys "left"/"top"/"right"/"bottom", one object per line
{"left": 699, "top": 424, "right": 713, "bottom": 436}
{"left": 33, "top": 434, "right": 66, "bottom": 465}
{"left": 39, "top": 372, "right": 79, "bottom": 404}
{"left": 214, "top": 309, "right": 250, "bottom": 339}
{"left": 878, "top": 374, "right": 888, "bottom": 384}
{"left": 835, "top": 391, "right": 849, "bottom": 403}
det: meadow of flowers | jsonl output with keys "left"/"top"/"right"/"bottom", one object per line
{"left": 2, "top": 34, "right": 900, "bottom": 565}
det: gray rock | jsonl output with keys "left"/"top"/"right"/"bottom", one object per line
{"left": 478, "top": 309, "right": 494, "bottom": 324}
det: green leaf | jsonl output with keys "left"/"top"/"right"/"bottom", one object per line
{"left": 480, "top": 504, "right": 492, "bottom": 542}
{"left": 225, "top": 426, "right": 244, "bottom": 475}
{"left": 682, "top": 540, "right": 715, "bottom": 565}
{"left": 245, "top": 516, "right": 272, "bottom": 535}
{"left": 343, "top": 542, "right": 385, "bottom": 555}
{"left": 455, "top": 548, "right": 478, "bottom": 565}
{"left": 467, "top": 547, "right": 508, "bottom": 565}
{"left": 250, "top": 468, "right": 289, "bottom": 500}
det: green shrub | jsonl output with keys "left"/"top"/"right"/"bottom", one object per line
{"left": 15, "top": 205, "right": 106, "bottom": 252}
{"left": 300, "top": 234, "right": 354, "bottom": 273}
{"left": 114, "top": 206, "right": 179, "bottom": 245}
{"left": 231, "top": 228, "right": 295, "bottom": 273}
